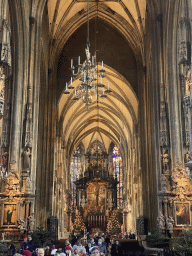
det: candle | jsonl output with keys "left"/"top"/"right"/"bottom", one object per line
{"left": 84, "top": 72, "right": 86, "bottom": 82}
{"left": 6, "top": 172, "right": 7, "bottom": 177}
{"left": 71, "top": 77, "right": 73, "bottom": 85}
{"left": 78, "top": 56, "right": 80, "bottom": 65}
{"left": 71, "top": 59, "right": 73, "bottom": 68}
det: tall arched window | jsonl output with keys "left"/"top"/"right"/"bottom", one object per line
{"left": 70, "top": 147, "right": 82, "bottom": 207}
{"left": 113, "top": 146, "right": 123, "bottom": 209}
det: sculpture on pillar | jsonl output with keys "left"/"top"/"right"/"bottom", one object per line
{"left": 1, "top": 20, "right": 11, "bottom": 66}
{"left": 166, "top": 216, "right": 174, "bottom": 234}
{"left": 160, "top": 174, "right": 168, "bottom": 192}
{"left": 178, "top": 17, "right": 189, "bottom": 65}
{"left": 1, "top": 151, "right": 8, "bottom": 173}
{"left": 28, "top": 213, "right": 35, "bottom": 231}
{"left": 161, "top": 149, "right": 170, "bottom": 173}
{"left": 184, "top": 150, "right": 190, "bottom": 163}
{"left": 157, "top": 213, "right": 165, "bottom": 230}
{"left": 5, "top": 171, "right": 20, "bottom": 192}
{"left": 22, "top": 147, "right": 32, "bottom": 172}
{"left": 17, "top": 218, "right": 27, "bottom": 231}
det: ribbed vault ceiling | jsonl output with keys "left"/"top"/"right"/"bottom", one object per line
{"left": 58, "top": 64, "right": 138, "bottom": 156}
{"left": 51, "top": 0, "right": 144, "bottom": 156}
{"left": 47, "top": 0, "right": 146, "bottom": 40}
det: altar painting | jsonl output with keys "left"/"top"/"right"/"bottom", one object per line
{"left": 3, "top": 204, "right": 17, "bottom": 226}
{"left": 87, "top": 182, "right": 106, "bottom": 215}
{"left": 175, "top": 203, "right": 190, "bottom": 225}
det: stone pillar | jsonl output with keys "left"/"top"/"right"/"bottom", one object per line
{"left": 185, "top": 89, "right": 192, "bottom": 177}
{"left": 136, "top": 216, "right": 148, "bottom": 235}
{"left": 123, "top": 211, "right": 128, "bottom": 233}
{"left": 47, "top": 216, "right": 58, "bottom": 241}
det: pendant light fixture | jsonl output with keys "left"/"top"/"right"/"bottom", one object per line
{"left": 64, "top": 0, "right": 112, "bottom": 110}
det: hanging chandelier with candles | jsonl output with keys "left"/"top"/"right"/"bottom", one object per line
{"left": 63, "top": 0, "right": 111, "bottom": 110}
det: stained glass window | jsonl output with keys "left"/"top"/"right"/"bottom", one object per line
{"left": 113, "top": 147, "right": 123, "bottom": 209}
{"left": 70, "top": 148, "right": 81, "bottom": 206}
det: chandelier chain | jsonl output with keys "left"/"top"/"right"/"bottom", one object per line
{"left": 87, "top": 0, "right": 89, "bottom": 46}
{"left": 64, "top": 0, "right": 112, "bottom": 110}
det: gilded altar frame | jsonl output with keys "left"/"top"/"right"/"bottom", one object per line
{"left": 1, "top": 203, "right": 18, "bottom": 227}
{"left": 175, "top": 202, "right": 191, "bottom": 226}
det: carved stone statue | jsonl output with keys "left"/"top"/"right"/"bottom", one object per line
{"left": 1, "top": 20, "right": 11, "bottom": 66}
{"left": 16, "top": 219, "right": 22, "bottom": 229}
{"left": 166, "top": 216, "right": 174, "bottom": 233}
{"left": 184, "top": 150, "right": 190, "bottom": 163}
{"left": 1, "top": 152, "right": 8, "bottom": 173}
{"left": 17, "top": 218, "right": 27, "bottom": 232}
{"left": 161, "top": 149, "right": 170, "bottom": 172}
{"left": 28, "top": 213, "right": 35, "bottom": 231}
{"left": 23, "top": 147, "right": 32, "bottom": 171}
{"left": 157, "top": 213, "right": 165, "bottom": 230}
{"left": 5, "top": 171, "right": 20, "bottom": 192}
{"left": 160, "top": 174, "right": 168, "bottom": 192}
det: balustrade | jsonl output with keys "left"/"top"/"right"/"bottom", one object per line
{"left": 87, "top": 215, "right": 107, "bottom": 227}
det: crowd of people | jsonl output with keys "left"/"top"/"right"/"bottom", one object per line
{"left": 14, "top": 232, "right": 125, "bottom": 256}
{"left": 0, "top": 231, "right": 178, "bottom": 256}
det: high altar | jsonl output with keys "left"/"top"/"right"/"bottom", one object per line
{"left": 73, "top": 145, "right": 119, "bottom": 231}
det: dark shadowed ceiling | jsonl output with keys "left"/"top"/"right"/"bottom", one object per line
{"left": 57, "top": 18, "right": 138, "bottom": 100}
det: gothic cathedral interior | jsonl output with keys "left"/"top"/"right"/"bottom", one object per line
{"left": 0, "top": 0, "right": 191, "bottom": 239}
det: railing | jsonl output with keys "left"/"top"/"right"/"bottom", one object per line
{"left": 87, "top": 215, "right": 107, "bottom": 227}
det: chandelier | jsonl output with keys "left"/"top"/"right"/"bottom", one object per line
{"left": 64, "top": 0, "right": 112, "bottom": 110}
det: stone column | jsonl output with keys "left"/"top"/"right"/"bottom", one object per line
{"left": 184, "top": 86, "right": 192, "bottom": 177}
{"left": 123, "top": 211, "right": 128, "bottom": 233}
